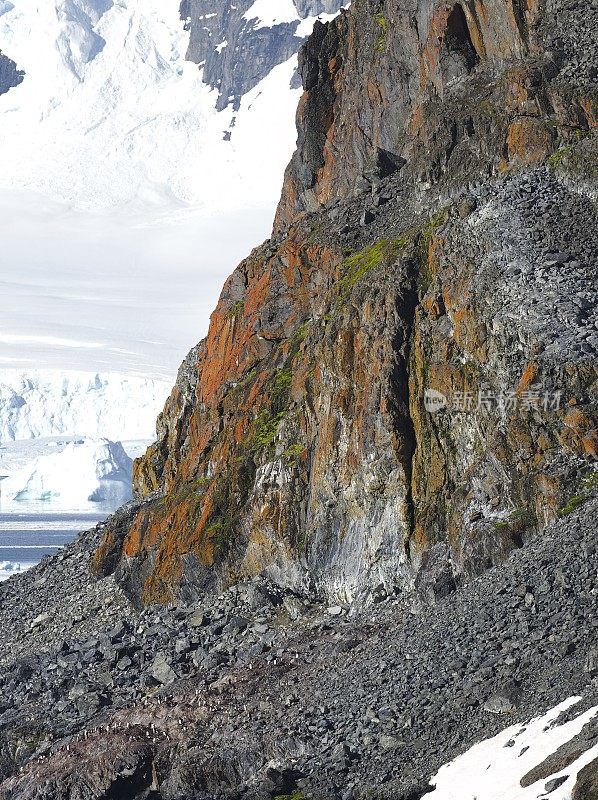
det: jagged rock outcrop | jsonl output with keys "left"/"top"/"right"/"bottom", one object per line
{"left": 0, "top": 51, "right": 24, "bottom": 96}
{"left": 182, "top": 0, "right": 344, "bottom": 111}
{"left": 94, "top": 0, "right": 597, "bottom": 607}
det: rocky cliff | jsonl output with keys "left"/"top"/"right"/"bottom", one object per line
{"left": 275, "top": 0, "right": 598, "bottom": 225}
{"left": 94, "top": 0, "right": 598, "bottom": 608}
{"left": 0, "top": 0, "right": 597, "bottom": 797}
{"left": 182, "top": 0, "right": 345, "bottom": 111}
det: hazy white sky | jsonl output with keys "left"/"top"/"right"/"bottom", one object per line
{"left": 0, "top": 1, "right": 300, "bottom": 381}
{"left": 1, "top": 189, "right": 272, "bottom": 379}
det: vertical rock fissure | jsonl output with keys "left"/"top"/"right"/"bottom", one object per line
{"left": 440, "top": 4, "right": 480, "bottom": 82}
{"left": 391, "top": 265, "right": 420, "bottom": 565}
{"left": 510, "top": 0, "right": 530, "bottom": 47}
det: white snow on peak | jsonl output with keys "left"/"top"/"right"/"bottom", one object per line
{"left": 0, "top": 437, "right": 133, "bottom": 511}
{"left": 426, "top": 697, "right": 598, "bottom": 799}
{"left": 243, "top": 0, "right": 348, "bottom": 32}
{"left": 0, "top": 3, "right": 308, "bottom": 379}
{"left": 0, "top": 0, "right": 211, "bottom": 209}
{"left": 242, "top": 0, "right": 301, "bottom": 28}
{"left": 0, "top": 371, "right": 170, "bottom": 441}
{"left": 0, "top": 0, "right": 303, "bottom": 212}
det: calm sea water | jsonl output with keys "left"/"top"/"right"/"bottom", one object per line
{"left": 0, "top": 511, "right": 109, "bottom": 580}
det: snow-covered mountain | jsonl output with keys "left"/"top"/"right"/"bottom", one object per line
{"left": 0, "top": 0, "right": 343, "bottom": 211}
{"left": 185, "top": 0, "right": 344, "bottom": 112}
{"left": 0, "top": 0, "right": 346, "bottom": 384}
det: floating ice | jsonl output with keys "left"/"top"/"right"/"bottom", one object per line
{"left": 1, "top": 437, "right": 133, "bottom": 511}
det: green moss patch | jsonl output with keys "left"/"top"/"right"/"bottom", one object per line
{"left": 546, "top": 131, "right": 598, "bottom": 179}
{"left": 374, "top": 12, "right": 388, "bottom": 53}
{"left": 492, "top": 508, "right": 535, "bottom": 532}
{"left": 557, "top": 470, "right": 598, "bottom": 517}
{"left": 558, "top": 495, "right": 585, "bottom": 517}
{"left": 204, "top": 460, "right": 256, "bottom": 555}
{"left": 243, "top": 366, "right": 294, "bottom": 456}
{"left": 290, "top": 320, "right": 311, "bottom": 350}
{"left": 249, "top": 409, "right": 287, "bottom": 451}
{"left": 283, "top": 443, "right": 305, "bottom": 461}
{"left": 547, "top": 145, "right": 574, "bottom": 170}
{"left": 272, "top": 368, "right": 293, "bottom": 413}
{"left": 227, "top": 300, "right": 245, "bottom": 319}
{"left": 418, "top": 210, "right": 448, "bottom": 257}
{"left": 274, "top": 793, "right": 306, "bottom": 800}
{"left": 338, "top": 238, "right": 406, "bottom": 298}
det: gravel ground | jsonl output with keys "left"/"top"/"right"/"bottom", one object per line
{"left": 0, "top": 492, "right": 597, "bottom": 798}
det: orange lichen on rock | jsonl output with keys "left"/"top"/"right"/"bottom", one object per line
{"left": 506, "top": 118, "right": 553, "bottom": 166}
{"left": 560, "top": 408, "right": 598, "bottom": 455}
{"left": 580, "top": 98, "right": 598, "bottom": 128}
{"left": 517, "top": 362, "right": 538, "bottom": 394}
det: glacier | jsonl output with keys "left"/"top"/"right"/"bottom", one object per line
{"left": 0, "top": 371, "right": 169, "bottom": 518}
{"left": 0, "top": 371, "right": 170, "bottom": 441}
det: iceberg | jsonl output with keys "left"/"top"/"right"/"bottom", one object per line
{"left": 1, "top": 437, "right": 133, "bottom": 512}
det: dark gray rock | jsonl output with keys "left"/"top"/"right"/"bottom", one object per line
{"left": 545, "top": 775, "right": 568, "bottom": 793}
{"left": 185, "top": 0, "right": 344, "bottom": 111}
{"left": 0, "top": 51, "right": 24, "bottom": 96}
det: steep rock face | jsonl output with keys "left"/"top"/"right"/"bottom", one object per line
{"left": 183, "top": 0, "right": 344, "bottom": 111}
{"left": 94, "top": 223, "right": 420, "bottom": 604}
{"left": 94, "top": 0, "right": 597, "bottom": 606}
{"left": 275, "top": 0, "right": 598, "bottom": 227}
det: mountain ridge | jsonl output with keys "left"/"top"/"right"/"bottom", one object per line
{"left": 183, "top": 0, "right": 344, "bottom": 111}
{"left": 0, "top": 0, "right": 342, "bottom": 211}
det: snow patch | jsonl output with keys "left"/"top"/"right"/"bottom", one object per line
{"left": 295, "top": 7, "right": 348, "bottom": 36}
{"left": 426, "top": 697, "right": 598, "bottom": 799}
{"left": 242, "top": 1, "right": 348, "bottom": 34}
{"left": 242, "top": 0, "right": 301, "bottom": 28}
